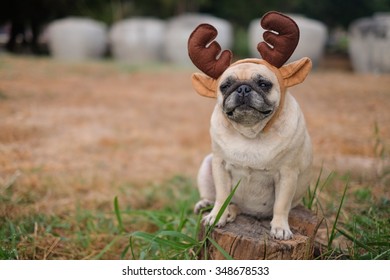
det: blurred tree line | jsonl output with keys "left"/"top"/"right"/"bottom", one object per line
{"left": 72, "top": 0, "right": 390, "bottom": 28}
{"left": 2, "top": 0, "right": 390, "bottom": 27}
{"left": 1, "top": 0, "right": 389, "bottom": 53}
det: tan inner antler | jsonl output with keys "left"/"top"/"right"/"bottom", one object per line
{"left": 257, "top": 11, "right": 300, "bottom": 68}
{"left": 187, "top": 24, "right": 232, "bottom": 79}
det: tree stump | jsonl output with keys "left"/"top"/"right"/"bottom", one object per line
{"left": 199, "top": 205, "right": 320, "bottom": 260}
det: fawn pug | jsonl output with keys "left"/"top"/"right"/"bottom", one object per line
{"left": 188, "top": 12, "right": 313, "bottom": 240}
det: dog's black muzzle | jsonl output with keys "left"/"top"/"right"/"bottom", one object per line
{"left": 223, "top": 83, "right": 274, "bottom": 126}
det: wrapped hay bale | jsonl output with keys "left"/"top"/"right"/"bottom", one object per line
{"left": 109, "top": 18, "right": 166, "bottom": 64}
{"left": 47, "top": 17, "right": 107, "bottom": 61}
{"left": 348, "top": 13, "right": 390, "bottom": 73}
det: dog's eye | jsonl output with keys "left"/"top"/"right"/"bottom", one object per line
{"left": 257, "top": 80, "right": 272, "bottom": 90}
{"left": 220, "top": 82, "right": 231, "bottom": 93}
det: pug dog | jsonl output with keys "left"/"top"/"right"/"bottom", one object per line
{"left": 188, "top": 12, "right": 313, "bottom": 240}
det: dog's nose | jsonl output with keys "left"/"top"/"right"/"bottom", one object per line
{"left": 236, "top": 85, "right": 252, "bottom": 97}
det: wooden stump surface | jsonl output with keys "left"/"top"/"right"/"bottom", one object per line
{"left": 199, "top": 205, "right": 320, "bottom": 260}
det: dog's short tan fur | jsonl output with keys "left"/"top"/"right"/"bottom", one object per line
{"left": 193, "top": 58, "right": 312, "bottom": 240}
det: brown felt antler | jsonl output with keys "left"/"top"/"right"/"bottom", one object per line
{"left": 257, "top": 11, "right": 300, "bottom": 68}
{"left": 188, "top": 24, "right": 232, "bottom": 79}
{"left": 188, "top": 12, "right": 301, "bottom": 81}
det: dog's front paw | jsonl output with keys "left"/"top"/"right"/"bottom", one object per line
{"left": 270, "top": 226, "right": 293, "bottom": 240}
{"left": 270, "top": 216, "right": 293, "bottom": 240}
{"left": 203, "top": 212, "right": 226, "bottom": 227}
{"left": 202, "top": 204, "right": 239, "bottom": 227}
{"left": 194, "top": 199, "right": 213, "bottom": 214}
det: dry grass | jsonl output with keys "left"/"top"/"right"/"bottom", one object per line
{"left": 0, "top": 54, "right": 389, "bottom": 259}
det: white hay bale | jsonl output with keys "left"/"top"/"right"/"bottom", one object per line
{"left": 47, "top": 17, "right": 107, "bottom": 61}
{"left": 109, "top": 18, "right": 166, "bottom": 64}
{"left": 348, "top": 13, "right": 390, "bottom": 73}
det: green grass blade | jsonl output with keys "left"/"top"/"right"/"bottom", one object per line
{"left": 336, "top": 227, "right": 376, "bottom": 254}
{"left": 158, "top": 230, "right": 198, "bottom": 245}
{"left": 131, "top": 231, "right": 192, "bottom": 250}
{"left": 120, "top": 244, "right": 131, "bottom": 259}
{"left": 129, "top": 236, "right": 137, "bottom": 259}
{"left": 210, "top": 179, "right": 241, "bottom": 230}
{"left": 328, "top": 178, "right": 349, "bottom": 249}
{"left": 307, "top": 166, "right": 323, "bottom": 210}
{"left": 114, "top": 196, "right": 124, "bottom": 233}
{"left": 121, "top": 209, "right": 168, "bottom": 229}
{"left": 93, "top": 236, "right": 119, "bottom": 260}
{"left": 176, "top": 205, "right": 187, "bottom": 232}
{"left": 142, "top": 211, "right": 171, "bottom": 229}
{"left": 320, "top": 171, "right": 336, "bottom": 193}
{"left": 208, "top": 237, "right": 233, "bottom": 260}
{"left": 374, "top": 248, "right": 390, "bottom": 260}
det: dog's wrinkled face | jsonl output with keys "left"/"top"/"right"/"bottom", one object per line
{"left": 217, "top": 63, "right": 281, "bottom": 128}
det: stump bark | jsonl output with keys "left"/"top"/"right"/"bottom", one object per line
{"left": 199, "top": 205, "right": 320, "bottom": 260}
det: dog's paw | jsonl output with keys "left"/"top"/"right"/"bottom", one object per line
{"left": 270, "top": 226, "right": 293, "bottom": 240}
{"left": 271, "top": 215, "right": 293, "bottom": 240}
{"left": 202, "top": 212, "right": 227, "bottom": 227}
{"left": 194, "top": 199, "right": 214, "bottom": 214}
{"left": 202, "top": 204, "right": 239, "bottom": 227}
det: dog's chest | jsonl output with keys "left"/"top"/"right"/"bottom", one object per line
{"left": 215, "top": 131, "right": 284, "bottom": 170}
{"left": 225, "top": 161, "right": 276, "bottom": 217}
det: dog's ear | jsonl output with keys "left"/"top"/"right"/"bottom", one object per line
{"left": 191, "top": 73, "right": 218, "bottom": 98}
{"left": 280, "top": 57, "right": 312, "bottom": 88}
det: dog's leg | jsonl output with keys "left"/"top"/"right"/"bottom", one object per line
{"left": 194, "top": 154, "right": 215, "bottom": 214}
{"left": 270, "top": 168, "right": 298, "bottom": 240}
{"left": 202, "top": 154, "right": 235, "bottom": 227}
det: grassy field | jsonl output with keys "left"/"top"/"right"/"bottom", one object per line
{"left": 0, "top": 54, "right": 389, "bottom": 259}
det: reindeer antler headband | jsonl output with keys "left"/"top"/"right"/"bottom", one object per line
{"left": 188, "top": 11, "right": 312, "bottom": 131}
{"left": 188, "top": 11, "right": 300, "bottom": 79}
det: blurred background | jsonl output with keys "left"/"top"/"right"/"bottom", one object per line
{"left": 1, "top": 0, "right": 390, "bottom": 72}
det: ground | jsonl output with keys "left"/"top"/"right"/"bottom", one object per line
{"left": 0, "top": 54, "right": 389, "bottom": 259}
